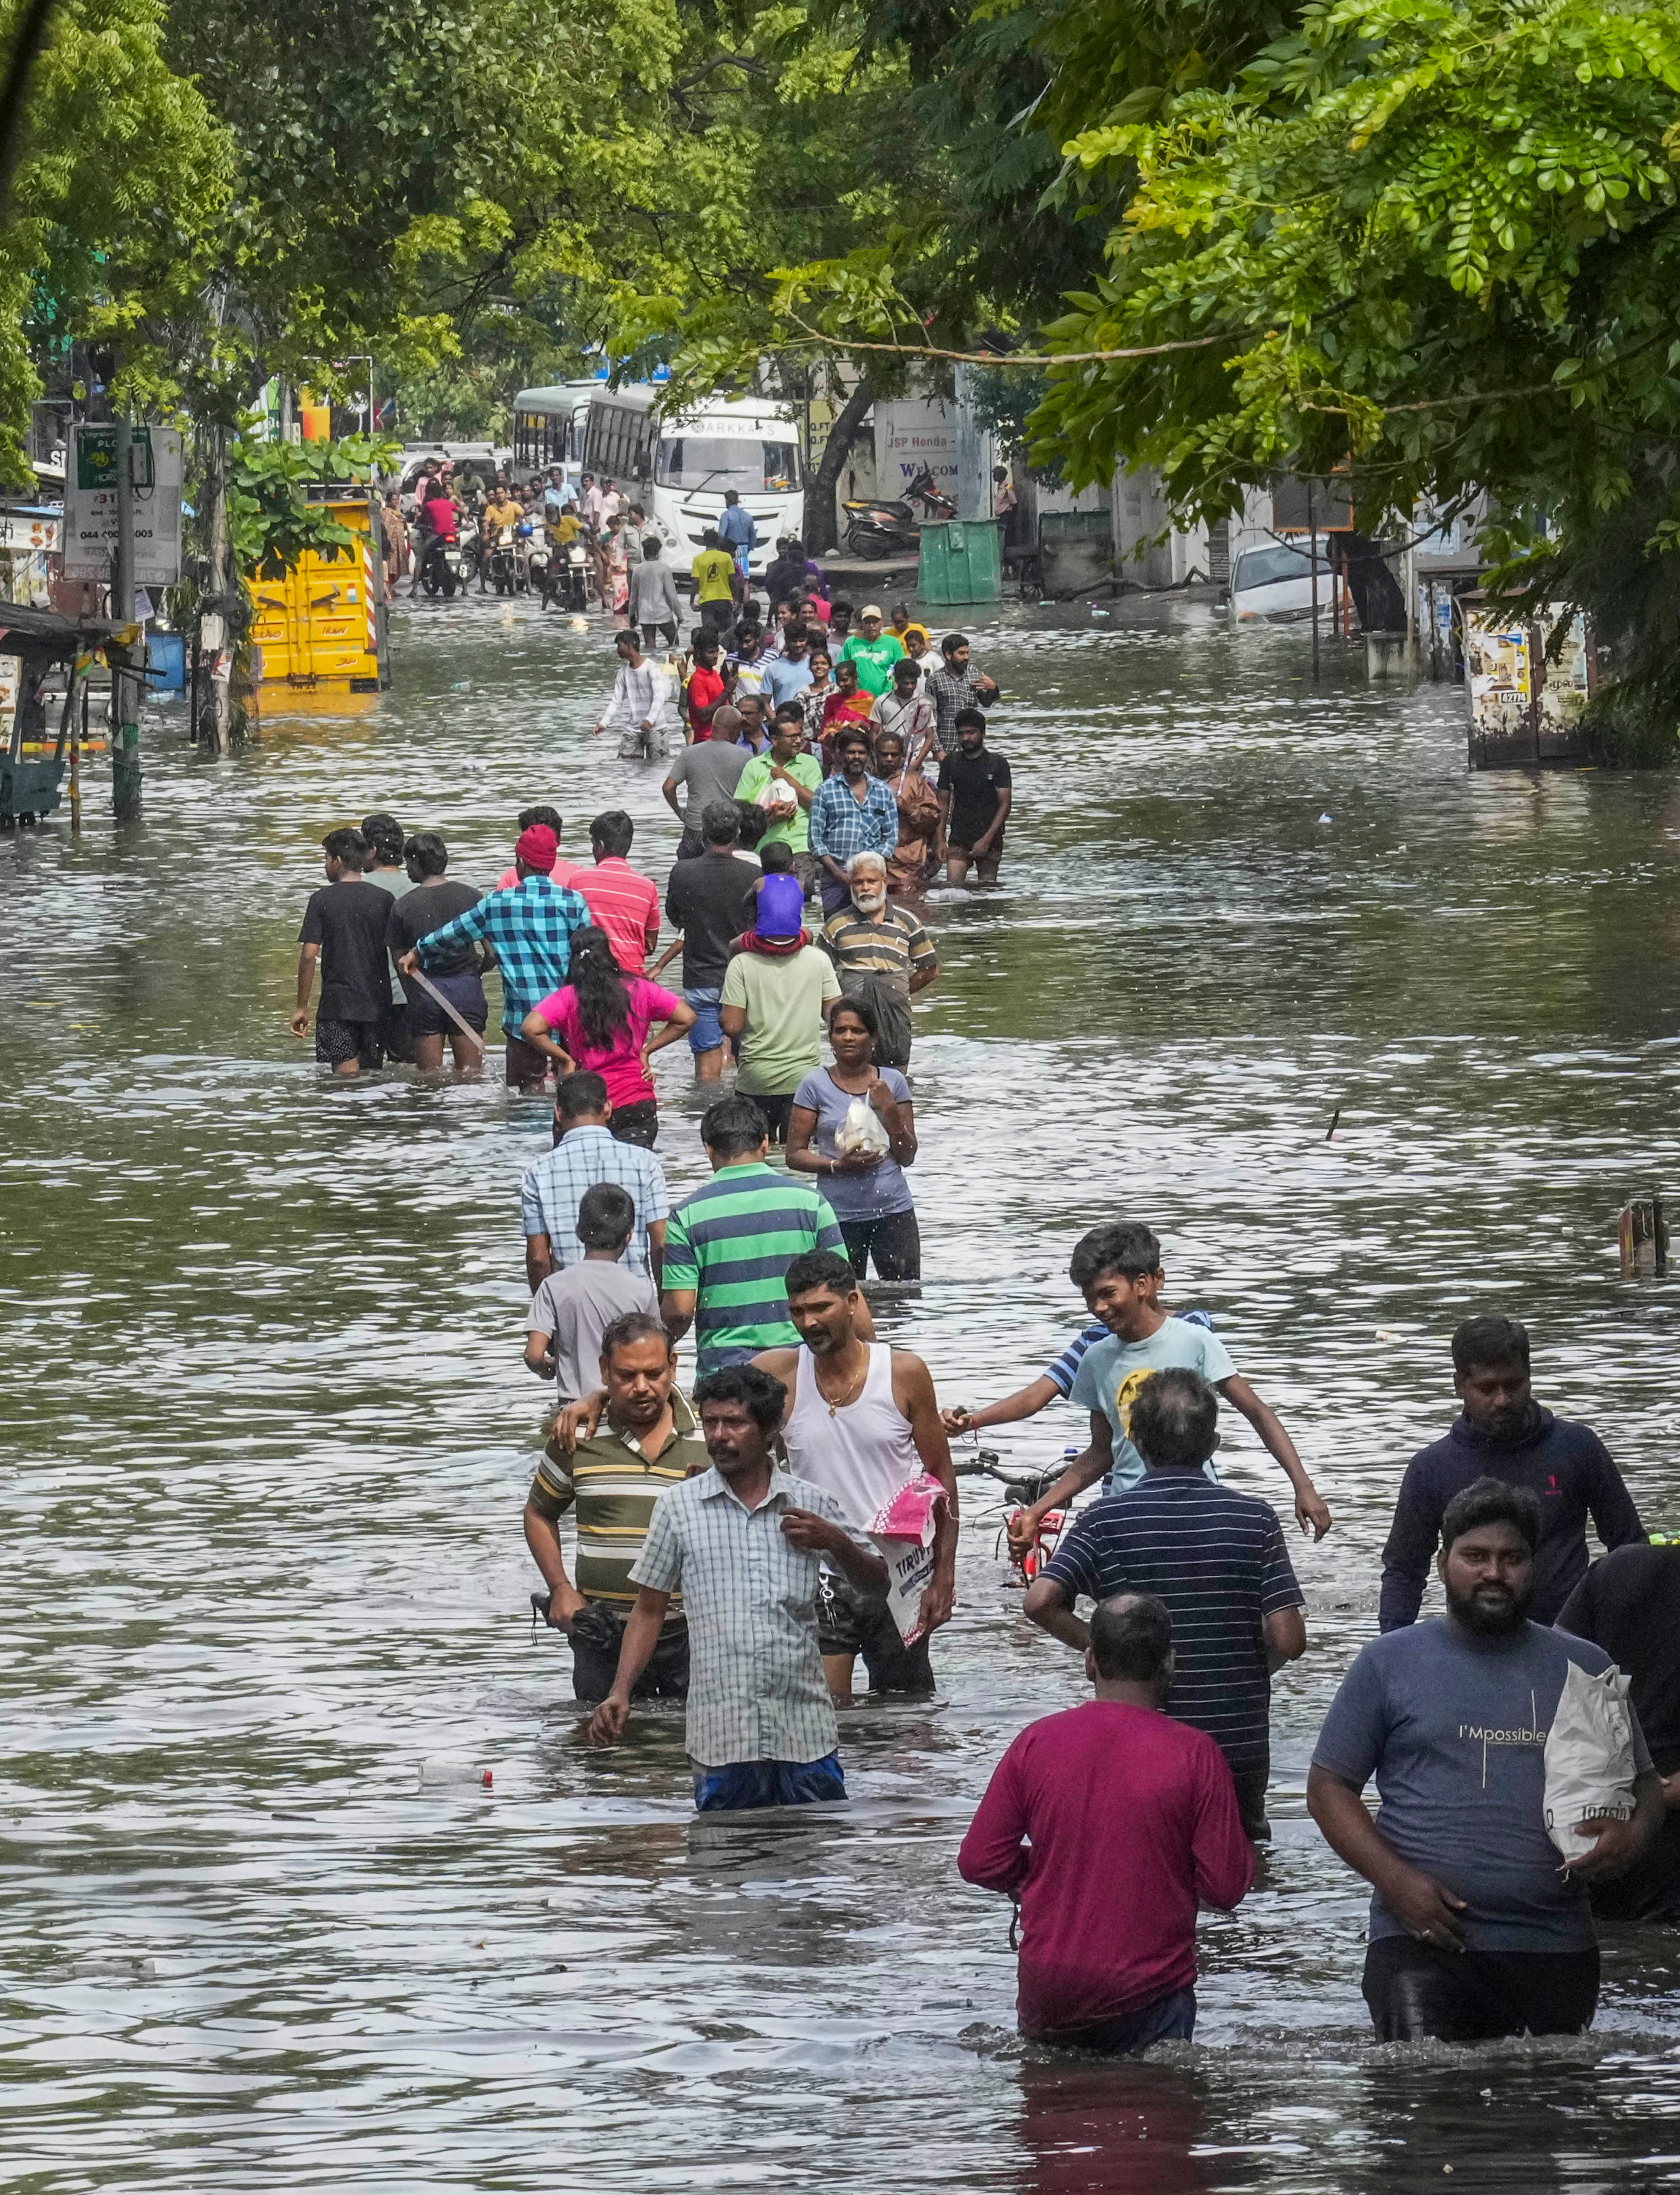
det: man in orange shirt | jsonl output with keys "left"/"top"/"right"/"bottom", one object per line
{"left": 575, "top": 810, "right": 661, "bottom": 974}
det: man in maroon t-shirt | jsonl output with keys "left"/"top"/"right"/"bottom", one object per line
{"left": 958, "top": 1592, "right": 1252, "bottom": 2052}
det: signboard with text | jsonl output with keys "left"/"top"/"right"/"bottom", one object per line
{"left": 63, "top": 424, "right": 183, "bottom": 585}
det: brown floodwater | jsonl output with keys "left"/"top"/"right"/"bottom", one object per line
{"left": 3, "top": 587, "right": 1680, "bottom": 2190}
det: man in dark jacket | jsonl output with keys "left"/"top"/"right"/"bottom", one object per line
{"left": 1379, "top": 1314, "right": 1644, "bottom": 1629}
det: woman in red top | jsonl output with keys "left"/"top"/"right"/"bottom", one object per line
{"left": 520, "top": 928, "right": 695, "bottom": 1148}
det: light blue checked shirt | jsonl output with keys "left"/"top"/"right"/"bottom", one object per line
{"left": 631, "top": 1467, "right": 869, "bottom": 1767}
{"left": 519, "top": 1125, "right": 670, "bottom": 1273}
{"left": 808, "top": 774, "right": 899, "bottom": 867}
{"left": 416, "top": 872, "right": 589, "bottom": 1036}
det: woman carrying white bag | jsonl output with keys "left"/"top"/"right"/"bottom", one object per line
{"left": 786, "top": 992, "right": 920, "bottom": 1282}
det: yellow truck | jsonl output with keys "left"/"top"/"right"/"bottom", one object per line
{"left": 250, "top": 490, "right": 390, "bottom": 691}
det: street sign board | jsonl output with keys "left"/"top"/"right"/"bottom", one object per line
{"left": 0, "top": 508, "right": 61, "bottom": 551}
{"left": 63, "top": 424, "right": 182, "bottom": 584}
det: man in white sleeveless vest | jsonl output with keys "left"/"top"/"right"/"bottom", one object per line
{"left": 752, "top": 1247, "right": 958, "bottom": 1699}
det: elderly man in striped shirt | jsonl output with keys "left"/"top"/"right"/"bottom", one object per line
{"left": 588, "top": 1361, "right": 888, "bottom": 1809}
{"left": 525, "top": 1310, "right": 706, "bottom": 1702}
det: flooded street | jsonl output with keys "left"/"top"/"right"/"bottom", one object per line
{"left": 4, "top": 591, "right": 1680, "bottom": 2189}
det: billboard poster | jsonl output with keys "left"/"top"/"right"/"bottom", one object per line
{"left": 63, "top": 425, "right": 184, "bottom": 586}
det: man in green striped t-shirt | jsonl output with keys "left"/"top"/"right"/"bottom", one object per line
{"left": 662, "top": 1095, "right": 850, "bottom": 1376}
{"left": 524, "top": 1311, "right": 708, "bottom": 1702}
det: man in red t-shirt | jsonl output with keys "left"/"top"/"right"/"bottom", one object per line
{"left": 683, "top": 635, "right": 727, "bottom": 738}
{"left": 958, "top": 1592, "right": 1252, "bottom": 2052}
{"left": 574, "top": 809, "right": 660, "bottom": 974}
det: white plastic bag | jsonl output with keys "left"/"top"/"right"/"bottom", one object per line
{"left": 1544, "top": 1659, "right": 1637, "bottom": 1859}
{"left": 754, "top": 772, "right": 798, "bottom": 814}
{"left": 835, "top": 1095, "right": 890, "bottom": 1157}
{"left": 868, "top": 1474, "right": 950, "bottom": 1644}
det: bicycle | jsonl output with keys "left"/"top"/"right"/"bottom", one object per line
{"left": 952, "top": 1443, "right": 1086, "bottom": 1587}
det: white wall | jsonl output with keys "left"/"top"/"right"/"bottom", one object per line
{"left": 1112, "top": 465, "right": 1209, "bottom": 586}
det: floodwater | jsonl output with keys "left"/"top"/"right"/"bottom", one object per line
{"left": 4, "top": 588, "right": 1680, "bottom": 2191}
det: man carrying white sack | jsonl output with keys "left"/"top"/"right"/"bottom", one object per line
{"left": 751, "top": 1248, "right": 957, "bottom": 1702}
{"left": 1307, "top": 1477, "right": 1664, "bottom": 2044}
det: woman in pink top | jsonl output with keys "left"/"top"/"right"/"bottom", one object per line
{"left": 520, "top": 927, "right": 695, "bottom": 1148}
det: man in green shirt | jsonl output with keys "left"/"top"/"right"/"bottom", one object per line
{"left": 690, "top": 528, "right": 738, "bottom": 634}
{"left": 719, "top": 872, "right": 843, "bottom": 1141}
{"left": 660, "top": 1093, "right": 848, "bottom": 1373}
{"left": 523, "top": 1310, "right": 706, "bottom": 1701}
{"left": 839, "top": 603, "right": 907, "bottom": 697}
{"left": 738, "top": 705, "right": 824, "bottom": 896}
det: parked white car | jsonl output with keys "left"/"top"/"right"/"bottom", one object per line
{"left": 1228, "top": 536, "right": 1334, "bottom": 621}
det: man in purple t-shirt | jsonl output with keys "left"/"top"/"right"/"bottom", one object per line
{"left": 958, "top": 1592, "right": 1252, "bottom": 2052}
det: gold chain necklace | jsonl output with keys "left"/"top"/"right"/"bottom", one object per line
{"left": 816, "top": 1349, "right": 870, "bottom": 1419}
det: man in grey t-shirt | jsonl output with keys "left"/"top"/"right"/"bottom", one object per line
{"left": 662, "top": 707, "right": 749, "bottom": 856}
{"left": 1308, "top": 1475, "right": 1662, "bottom": 2043}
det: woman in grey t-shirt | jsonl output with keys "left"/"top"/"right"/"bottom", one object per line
{"left": 787, "top": 994, "right": 920, "bottom": 1280}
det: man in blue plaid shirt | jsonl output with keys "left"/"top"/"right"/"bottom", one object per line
{"left": 398, "top": 822, "right": 588, "bottom": 1087}
{"left": 808, "top": 728, "right": 898, "bottom": 916}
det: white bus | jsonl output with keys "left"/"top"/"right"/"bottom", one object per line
{"left": 512, "top": 381, "right": 804, "bottom": 578}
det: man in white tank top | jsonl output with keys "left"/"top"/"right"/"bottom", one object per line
{"left": 752, "top": 1247, "right": 958, "bottom": 1701}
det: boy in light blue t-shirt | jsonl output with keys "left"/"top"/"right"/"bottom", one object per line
{"left": 995, "top": 1221, "right": 1332, "bottom": 1555}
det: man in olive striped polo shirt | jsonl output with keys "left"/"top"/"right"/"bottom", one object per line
{"left": 524, "top": 1311, "right": 708, "bottom": 1702}
{"left": 662, "top": 1094, "right": 852, "bottom": 1376}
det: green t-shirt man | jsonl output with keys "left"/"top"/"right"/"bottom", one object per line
{"left": 691, "top": 546, "right": 737, "bottom": 607}
{"left": 840, "top": 630, "right": 906, "bottom": 696}
{"left": 719, "top": 943, "right": 842, "bottom": 1096}
{"left": 737, "top": 751, "right": 823, "bottom": 851}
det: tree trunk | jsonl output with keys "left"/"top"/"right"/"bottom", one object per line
{"left": 196, "top": 424, "right": 235, "bottom": 754}
{"left": 803, "top": 377, "right": 875, "bottom": 555}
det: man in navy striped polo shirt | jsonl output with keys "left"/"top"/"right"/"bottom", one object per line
{"left": 1023, "top": 1367, "right": 1307, "bottom": 1841}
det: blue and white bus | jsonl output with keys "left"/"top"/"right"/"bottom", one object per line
{"left": 512, "top": 382, "right": 803, "bottom": 578}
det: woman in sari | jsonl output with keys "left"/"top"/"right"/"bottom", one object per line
{"left": 872, "top": 727, "right": 941, "bottom": 897}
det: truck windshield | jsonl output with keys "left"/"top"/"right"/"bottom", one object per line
{"left": 657, "top": 437, "right": 802, "bottom": 493}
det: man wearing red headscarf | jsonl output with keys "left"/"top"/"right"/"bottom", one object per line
{"left": 399, "top": 823, "right": 589, "bottom": 1088}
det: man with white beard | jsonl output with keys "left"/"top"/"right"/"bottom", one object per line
{"left": 820, "top": 850, "right": 937, "bottom": 1071}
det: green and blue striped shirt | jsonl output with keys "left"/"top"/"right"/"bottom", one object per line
{"left": 663, "top": 1162, "right": 843, "bottom": 1373}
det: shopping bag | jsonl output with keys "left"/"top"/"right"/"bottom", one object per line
{"left": 1543, "top": 1658, "right": 1637, "bottom": 1859}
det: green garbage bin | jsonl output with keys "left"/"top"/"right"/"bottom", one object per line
{"left": 918, "top": 518, "right": 1003, "bottom": 605}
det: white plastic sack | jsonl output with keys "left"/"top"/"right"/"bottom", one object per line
{"left": 754, "top": 772, "right": 798, "bottom": 814}
{"left": 868, "top": 1474, "right": 950, "bottom": 1644}
{"left": 1543, "top": 1659, "right": 1637, "bottom": 1859}
{"left": 835, "top": 1096, "right": 890, "bottom": 1158}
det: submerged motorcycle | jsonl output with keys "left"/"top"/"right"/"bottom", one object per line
{"left": 842, "top": 464, "right": 957, "bottom": 559}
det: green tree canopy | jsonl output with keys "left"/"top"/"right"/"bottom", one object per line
{"left": 1027, "top": 0, "right": 1680, "bottom": 740}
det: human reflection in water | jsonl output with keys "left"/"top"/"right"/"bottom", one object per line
{"left": 1012, "top": 2060, "right": 1224, "bottom": 2195}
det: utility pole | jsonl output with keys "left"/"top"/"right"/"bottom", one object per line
{"left": 111, "top": 415, "right": 141, "bottom": 816}
{"left": 1308, "top": 477, "right": 1320, "bottom": 680}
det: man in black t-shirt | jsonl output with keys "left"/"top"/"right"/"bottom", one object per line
{"left": 291, "top": 826, "right": 392, "bottom": 1074}
{"left": 386, "top": 830, "right": 487, "bottom": 1074}
{"left": 1558, "top": 1542, "right": 1680, "bottom": 1922}
{"left": 662, "top": 801, "right": 759, "bottom": 1082}
{"left": 936, "top": 706, "right": 1012, "bottom": 885}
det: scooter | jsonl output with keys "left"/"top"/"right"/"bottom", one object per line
{"left": 417, "top": 526, "right": 460, "bottom": 599}
{"left": 841, "top": 465, "right": 956, "bottom": 560}
{"left": 541, "top": 537, "right": 591, "bottom": 611}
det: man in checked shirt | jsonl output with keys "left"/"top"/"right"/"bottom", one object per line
{"left": 399, "top": 821, "right": 588, "bottom": 1089}
{"left": 589, "top": 1362, "right": 888, "bottom": 1810}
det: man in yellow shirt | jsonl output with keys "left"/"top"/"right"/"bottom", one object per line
{"left": 690, "top": 528, "right": 738, "bottom": 636}
{"left": 484, "top": 488, "right": 523, "bottom": 540}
